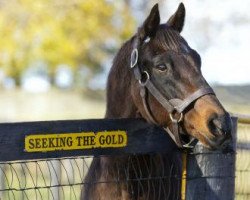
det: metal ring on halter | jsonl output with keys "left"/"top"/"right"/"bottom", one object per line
{"left": 130, "top": 48, "right": 138, "bottom": 68}
{"left": 139, "top": 71, "right": 150, "bottom": 86}
{"left": 169, "top": 112, "right": 183, "bottom": 123}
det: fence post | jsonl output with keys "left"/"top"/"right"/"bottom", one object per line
{"left": 185, "top": 117, "right": 237, "bottom": 200}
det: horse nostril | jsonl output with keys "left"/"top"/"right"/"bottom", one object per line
{"left": 208, "top": 114, "right": 232, "bottom": 137}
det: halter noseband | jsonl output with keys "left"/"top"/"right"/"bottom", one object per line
{"left": 130, "top": 36, "right": 215, "bottom": 148}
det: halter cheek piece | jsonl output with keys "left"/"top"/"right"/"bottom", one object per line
{"left": 130, "top": 37, "right": 215, "bottom": 148}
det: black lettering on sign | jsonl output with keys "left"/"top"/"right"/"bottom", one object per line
{"left": 42, "top": 138, "right": 47, "bottom": 148}
{"left": 25, "top": 131, "right": 127, "bottom": 152}
{"left": 49, "top": 138, "right": 55, "bottom": 148}
{"left": 90, "top": 136, "right": 95, "bottom": 145}
{"left": 35, "top": 138, "right": 41, "bottom": 148}
{"left": 67, "top": 137, "right": 73, "bottom": 147}
{"left": 112, "top": 135, "right": 117, "bottom": 144}
{"left": 28, "top": 139, "right": 35, "bottom": 149}
{"left": 99, "top": 135, "right": 105, "bottom": 145}
{"left": 118, "top": 135, "right": 124, "bottom": 144}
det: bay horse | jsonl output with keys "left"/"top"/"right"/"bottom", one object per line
{"left": 82, "top": 3, "right": 232, "bottom": 200}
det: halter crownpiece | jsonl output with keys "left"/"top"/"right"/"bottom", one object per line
{"left": 130, "top": 36, "right": 215, "bottom": 148}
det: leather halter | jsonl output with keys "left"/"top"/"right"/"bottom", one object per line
{"left": 130, "top": 36, "right": 215, "bottom": 148}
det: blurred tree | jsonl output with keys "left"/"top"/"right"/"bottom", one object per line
{"left": 0, "top": 0, "right": 135, "bottom": 86}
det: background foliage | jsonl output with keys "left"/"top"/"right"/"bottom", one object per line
{"left": 0, "top": 0, "right": 135, "bottom": 86}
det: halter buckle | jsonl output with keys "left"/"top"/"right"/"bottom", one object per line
{"left": 139, "top": 71, "right": 150, "bottom": 86}
{"left": 169, "top": 112, "right": 183, "bottom": 123}
{"left": 130, "top": 48, "right": 138, "bottom": 69}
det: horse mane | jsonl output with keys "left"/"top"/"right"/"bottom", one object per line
{"left": 105, "top": 37, "right": 137, "bottom": 118}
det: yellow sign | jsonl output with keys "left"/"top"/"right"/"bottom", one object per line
{"left": 25, "top": 131, "right": 127, "bottom": 152}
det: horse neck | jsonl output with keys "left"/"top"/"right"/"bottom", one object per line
{"left": 105, "top": 38, "right": 138, "bottom": 119}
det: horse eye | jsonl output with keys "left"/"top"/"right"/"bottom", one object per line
{"left": 155, "top": 64, "right": 169, "bottom": 72}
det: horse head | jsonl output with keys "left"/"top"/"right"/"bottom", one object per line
{"left": 130, "top": 3, "right": 232, "bottom": 149}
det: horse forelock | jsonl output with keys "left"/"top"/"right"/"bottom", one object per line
{"left": 151, "top": 25, "right": 189, "bottom": 54}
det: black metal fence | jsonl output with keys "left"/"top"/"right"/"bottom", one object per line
{"left": 0, "top": 117, "right": 247, "bottom": 200}
{"left": 0, "top": 158, "right": 88, "bottom": 200}
{"left": 0, "top": 154, "right": 184, "bottom": 200}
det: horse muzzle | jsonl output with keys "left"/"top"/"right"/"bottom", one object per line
{"left": 206, "top": 112, "right": 232, "bottom": 149}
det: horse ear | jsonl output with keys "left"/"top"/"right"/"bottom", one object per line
{"left": 166, "top": 3, "right": 185, "bottom": 32}
{"left": 138, "top": 4, "right": 160, "bottom": 40}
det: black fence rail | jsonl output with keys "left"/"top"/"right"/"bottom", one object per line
{"left": 0, "top": 117, "right": 241, "bottom": 200}
{"left": 0, "top": 119, "right": 182, "bottom": 200}
{"left": 0, "top": 119, "right": 177, "bottom": 161}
